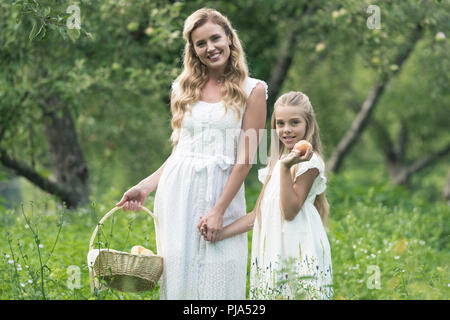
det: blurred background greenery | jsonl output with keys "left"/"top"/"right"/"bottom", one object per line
{"left": 0, "top": 0, "right": 448, "bottom": 299}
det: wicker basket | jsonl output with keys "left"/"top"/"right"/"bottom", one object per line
{"left": 88, "top": 206, "right": 163, "bottom": 293}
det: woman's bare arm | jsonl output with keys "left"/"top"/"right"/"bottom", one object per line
{"left": 198, "top": 83, "right": 267, "bottom": 241}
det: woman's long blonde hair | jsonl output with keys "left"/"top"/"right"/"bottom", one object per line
{"left": 254, "top": 91, "right": 330, "bottom": 231}
{"left": 170, "top": 8, "right": 249, "bottom": 144}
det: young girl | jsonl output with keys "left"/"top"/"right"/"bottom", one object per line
{"left": 117, "top": 8, "right": 267, "bottom": 299}
{"left": 205, "top": 91, "right": 333, "bottom": 300}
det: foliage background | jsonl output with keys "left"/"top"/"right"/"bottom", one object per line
{"left": 0, "top": 0, "right": 448, "bottom": 299}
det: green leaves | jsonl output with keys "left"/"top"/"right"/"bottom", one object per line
{"left": 28, "top": 21, "right": 45, "bottom": 41}
{"left": 2, "top": 0, "right": 449, "bottom": 211}
{"left": 66, "top": 28, "right": 80, "bottom": 42}
{"left": 12, "top": 0, "right": 87, "bottom": 43}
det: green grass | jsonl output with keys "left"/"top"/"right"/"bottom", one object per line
{"left": 326, "top": 175, "right": 449, "bottom": 299}
{"left": 0, "top": 174, "right": 448, "bottom": 299}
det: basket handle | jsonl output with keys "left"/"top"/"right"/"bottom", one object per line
{"left": 88, "top": 205, "right": 161, "bottom": 254}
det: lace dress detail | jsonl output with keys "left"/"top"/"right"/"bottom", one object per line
{"left": 154, "top": 77, "right": 268, "bottom": 299}
{"left": 250, "top": 153, "right": 333, "bottom": 300}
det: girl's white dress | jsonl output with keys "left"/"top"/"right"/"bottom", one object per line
{"left": 250, "top": 153, "right": 333, "bottom": 300}
{"left": 154, "top": 77, "right": 268, "bottom": 299}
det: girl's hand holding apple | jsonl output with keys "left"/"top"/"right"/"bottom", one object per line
{"left": 281, "top": 140, "right": 313, "bottom": 168}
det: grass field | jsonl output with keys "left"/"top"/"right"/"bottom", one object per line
{"left": 1, "top": 174, "right": 448, "bottom": 300}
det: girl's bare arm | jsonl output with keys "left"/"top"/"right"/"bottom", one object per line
{"left": 280, "top": 162, "right": 318, "bottom": 221}
{"left": 214, "top": 211, "right": 256, "bottom": 241}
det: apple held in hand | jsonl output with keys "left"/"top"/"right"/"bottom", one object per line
{"left": 293, "top": 140, "right": 312, "bottom": 156}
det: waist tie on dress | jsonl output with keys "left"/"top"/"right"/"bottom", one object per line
{"left": 177, "top": 151, "right": 235, "bottom": 204}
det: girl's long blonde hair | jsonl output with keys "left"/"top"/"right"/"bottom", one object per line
{"left": 254, "top": 91, "right": 330, "bottom": 231}
{"left": 170, "top": 8, "right": 249, "bottom": 144}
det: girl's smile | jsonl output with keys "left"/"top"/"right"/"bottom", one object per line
{"left": 275, "top": 106, "right": 307, "bottom": 149}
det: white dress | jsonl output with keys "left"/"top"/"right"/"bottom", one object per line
{"left": 154, "top": 77, "right": 268, "bottom": 299}
{"left": 250, "top": 153, "right": 333, "bottom": 300}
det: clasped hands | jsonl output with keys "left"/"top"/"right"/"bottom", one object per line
{"left": 197, "top": 208, "right": 224, "bottom": 242}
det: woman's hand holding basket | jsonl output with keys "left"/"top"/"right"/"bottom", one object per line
{"left": 116, "top": 185, "right": 149, "bottom": 211}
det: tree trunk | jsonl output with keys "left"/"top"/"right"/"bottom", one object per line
{"left": 267, "top": 26, "right": 297, "bottom": 112}
{"left": 41, "top": 95, "right": 89, "bottom": 207}
{"left": 444, "top": 170, "right": 450, "bottom": 202}
{"left": 266, "top": 4, "right": 319, "bottom": 117}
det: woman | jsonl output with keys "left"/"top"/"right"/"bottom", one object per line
{"left": 117, "top": 8, "right": 267, "bottom": 299}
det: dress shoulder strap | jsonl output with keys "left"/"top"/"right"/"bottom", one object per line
{"left": 244, "top": 77, "right": 268, "bottom": 100}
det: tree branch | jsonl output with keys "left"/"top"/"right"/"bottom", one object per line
{"left": 404, "top": 142, "right": 450, "bottom": 179}
{"left": 0, "top": 149, "right": 76, "bottom": 206}
{"left": 327, "top": 23, "right": 424, "bottom": 173}
{"left": 327, "top": 83, "right": 386, "bottom": 172}
{"left": 396, "top": 119, "right": 408, "bottom": 164}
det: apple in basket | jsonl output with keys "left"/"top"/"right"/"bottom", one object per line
{"left": 293, "top": 140, "right": 312, "bottom": 156}
{"left": 131, "top": 245, "right": 154, "bottom": 255}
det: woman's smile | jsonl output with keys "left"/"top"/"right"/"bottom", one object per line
{"left": 191, "top": 21, "right": 232, "bottom": 71}
{"left": 207, "top": 51, "right": 222, "bottom": 62}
